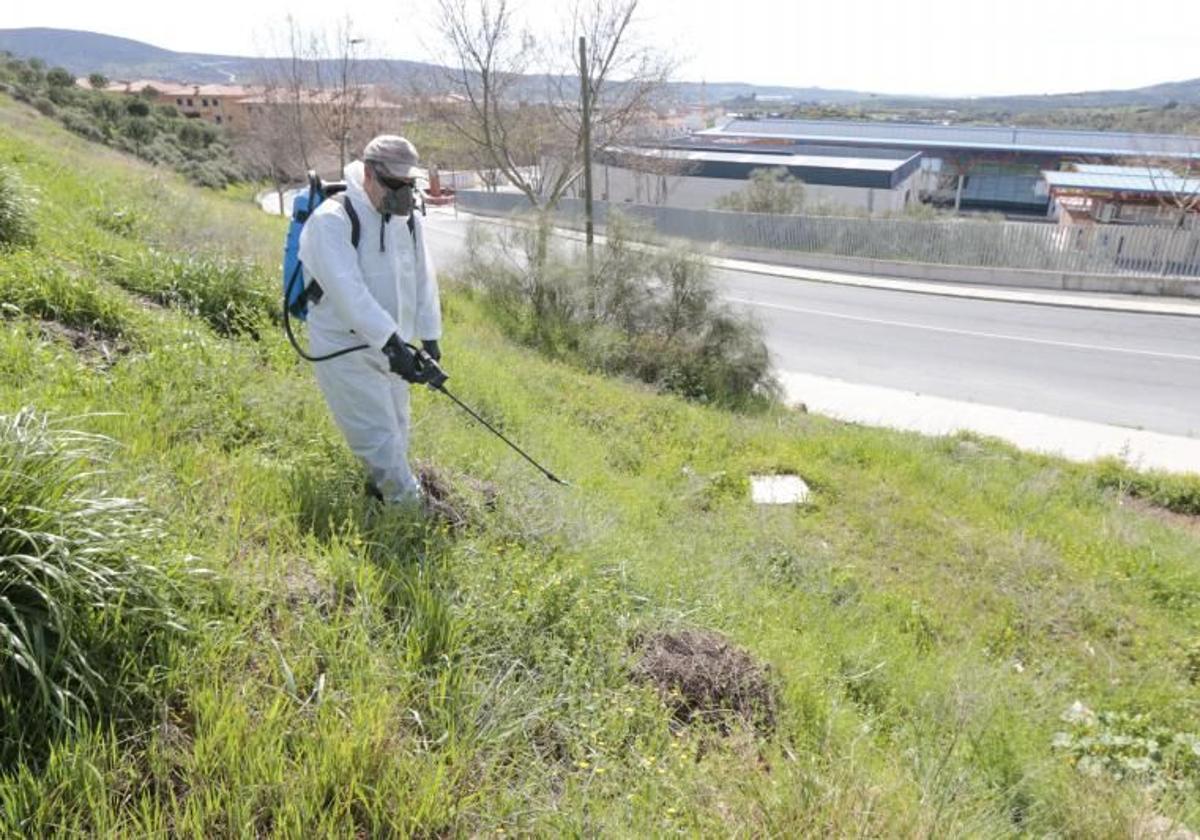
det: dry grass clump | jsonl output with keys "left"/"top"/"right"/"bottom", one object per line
{"left": 632, "top": 628, "right": 777, "bottom": 732}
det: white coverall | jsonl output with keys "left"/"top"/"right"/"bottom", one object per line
{"left": 297, "top": 160, "right": 442, "bottom": 502}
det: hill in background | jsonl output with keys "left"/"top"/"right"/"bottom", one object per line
{"left": 4, "top": 26, "right": 1199, "bottom": 109}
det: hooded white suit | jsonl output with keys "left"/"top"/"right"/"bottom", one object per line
{"left": 297, "top": 160, "right": 442, "bottom": 501}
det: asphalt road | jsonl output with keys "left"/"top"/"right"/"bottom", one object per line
{"left": 421, "top": 212, "right": 1200, "bottom": 439}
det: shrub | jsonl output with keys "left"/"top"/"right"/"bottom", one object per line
{"left": 45, "top": 67, "right": 73, "bottom": 88}
{"left": 125, "top": 98, "right": 150, "bottom": 117}
{"left": 60, "top": 108, "right": 105, "bottom": 143}
{"left": 464, "top": 213, "right": 778, "bottom": 407}
{"left": 0, "top": 409, "right": 190, "bottom": 762}
{"left": 714, "top": 167, "right": 806, "bottom": 215}
{"left": 0, "top": 165, "right": 37, "bottom": 249}
{"left": 1096, "top": 458, "right": 1200, "bottom": 516}
{"left": 1, "top": 54, "right": 246, "bottom": 190}
{"left": 32, "top": 97, "right": 56, "bottom": 117}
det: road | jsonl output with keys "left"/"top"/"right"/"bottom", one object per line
{"left": 418, "top": 210, "right": 1199, "bottom": 446}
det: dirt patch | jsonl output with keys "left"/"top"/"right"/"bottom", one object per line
{"left": 631, "top": 628, "right": 777, "bottom": 733}
{"left": 280, "top": 563, "right": 335, "bottom": 613}
{"left": 1121, "top": 496, "right": 1200, "bottom": 537}
{"left": 416, "top": 460, "right": 499, "bottom": 530}
{"left": 38, "top": 320, "right": 130, "bottom": 367}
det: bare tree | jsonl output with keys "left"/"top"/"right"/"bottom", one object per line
{"left": 425, "top": 0, "right": 672, "bottom": 329}
{"left": 304, "top": 17, "right": 369, "bottom": 172}
{"left": 428, "top": 0, "right": 672, "bottom": 211}
{"left": 253, "top": 16, "right": 379, "bottom": 176}
{"left": 1144, "top": 153, "right": 1200, "bottom": 230}
{"left": 232, "top": 84, "right": 307, "bottom": 215}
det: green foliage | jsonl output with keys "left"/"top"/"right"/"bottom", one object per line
{"left": 0, "top": 54, "right": 246, "bottom": 188}
{"left": 31, "top": 97, "right": 55, "bottom": 118}
{"left": 1052, "top": 704, "right": 1200, "bottom": 789}
{"left": 0, "top": 409, "right": 191, "bottom": 763}
{"left": 96, "top": 251, "right": 275, "bottom": 336}
{"left": 124, "top": 98, "right": 150, "bottom": 118}
{"left": 1096, "top": 458, "right": 1200, "bottom": 515}
{"left": 45, "top": 67, "right": 73, "bottom": 89}
{"left": 0, "top": 164, "right": 36, "bottom": 249}
{"left": 464, "top": 213, "right": 778, "bottom": 407}
{"left": 1, "top": 102, "right": 1199, "bottom": 835}
{"left": 715, "top": 167, "right": 807, "bottom": 214}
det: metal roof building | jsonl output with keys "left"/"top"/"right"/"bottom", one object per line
{"left": 602, "top": 144, "right": 922, "bottom": 190}
{"left": 699, "top": 119, "right": 1200, "bottom": 160}
{"left": 1042, "top": 170, "right": 1200, "bottom": 195}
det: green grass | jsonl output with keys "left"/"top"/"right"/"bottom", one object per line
{"left": 2, "top": 91, "right": 1200, "bottom": 836}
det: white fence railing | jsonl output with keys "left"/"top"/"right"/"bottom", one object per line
{"left": 456, "top": 191, "right": 1200, "bottom": 279}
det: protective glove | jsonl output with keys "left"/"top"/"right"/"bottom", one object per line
{"left": 382, "top": 334, "right": 422, "bottom": 383}
{"left": 421, "top": 339, "right": 441, "bottom": 362}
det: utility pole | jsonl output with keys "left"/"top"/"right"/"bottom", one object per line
{"left": 339, "top": 36, "right": 366, "bottom": 171}
{"left": 579, "top": 35, "right": 595, "bottom": 277}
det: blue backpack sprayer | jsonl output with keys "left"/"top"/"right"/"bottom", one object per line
{"left": 282, "top": 171, "right": 567, "bottom": 486}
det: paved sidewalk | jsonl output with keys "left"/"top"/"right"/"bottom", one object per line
{"left": 779, "top": 370, "right": 1200, "bottom": 475}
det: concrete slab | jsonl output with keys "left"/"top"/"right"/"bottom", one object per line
{"left": 751, "top": 475, "right": 811, "bottom": 505}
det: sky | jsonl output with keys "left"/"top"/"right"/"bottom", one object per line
{"left": 6, "top": 0, "right": 1200, "bottom": 97}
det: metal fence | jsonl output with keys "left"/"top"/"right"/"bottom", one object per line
{"left": 456, "top": 191, "right": 1200, "bottom": 278}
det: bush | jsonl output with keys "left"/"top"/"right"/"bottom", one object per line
{"left": 1, "top": 54, "right": 247, "bottom": 190}
{"left": 60, "top": 108, "right": 105, "bottom": 142}
{"left": 464, "top": 212, "right": 778, "bottom": 407}
{"left": 31, "top": 97, "right": 56, "bottom": 117}
{"left": 45, "top": 67, "right": 73, "bottom": 88}
{"left": 125, "top": 98, "right": 151, "bottom": 118}
{"left": 0, "top": 409, "right": 190, "bottom": 762}
{"left": 714, "top": 167, "right": 806, "bottom": 215}
{"left": 1096, "top": 458, "right": 1200, "bottom": 515}
{"left": 98, "top": 251, "right": 275, "bottom": 336}
{"left": 0, "top": 165, "right": 37, "bottom": 249}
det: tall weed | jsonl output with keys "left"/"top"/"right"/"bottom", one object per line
{"left": 0, "top": 409, "right": 190, "bottom": 762}
{"left": 0, "top": 164, "right": 36, "bottom": 249}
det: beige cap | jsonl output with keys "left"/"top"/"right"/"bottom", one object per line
{"left": 363, "top": 135, "right": 424, "bottom": 179}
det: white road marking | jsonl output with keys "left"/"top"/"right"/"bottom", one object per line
{"left": 725, "top": 296, "right": 1200, "bottom": 363}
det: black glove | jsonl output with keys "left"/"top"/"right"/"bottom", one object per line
{"left": 421, "top": 339, "right": 441, "bottom": 362}
{"left": 382, "top": 334, "right": 421, "bottom": 383}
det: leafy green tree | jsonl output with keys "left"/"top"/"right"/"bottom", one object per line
{"left": 122, "top": 117, "right": 155, "bottom": 155}
{"left": 88, "top": 72, "right": 108, "bottom": 90}
{"left": 125, "top": 98, "right": 151, "bottom": 117}
{"left": 46, "top": 66, "right": 73, "bottom": 88}
{"left": 714, "top": 168, "right": 807, "bottom": 214}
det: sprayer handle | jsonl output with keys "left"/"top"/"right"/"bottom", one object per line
{"left": 406, "top": 342, "right": 449, "bottom": 389}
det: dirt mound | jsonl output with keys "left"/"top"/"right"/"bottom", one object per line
{"left": 632, "top": 628, "right": 777, "bottom": 732}
{"left": 39, "top": 320, "right": 129, "bottom": 367}
{"left": 416, "top": 460, "right": 498, "bottom": 529}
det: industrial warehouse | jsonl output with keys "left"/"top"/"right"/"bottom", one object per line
{"left": 596, "top": 117, "right": 1200, "bottom": 224}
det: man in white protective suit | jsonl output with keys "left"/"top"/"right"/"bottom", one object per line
{"left": 297, "top": 135, "right": 442, "bottom": 504}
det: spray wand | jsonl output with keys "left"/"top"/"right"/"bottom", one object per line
{"left": 406, "top": 344, "right": 569, "bottom": 487}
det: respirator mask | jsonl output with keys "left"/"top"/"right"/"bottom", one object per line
{"left": 370, "top": 162, "right": 416, "bottom": 217}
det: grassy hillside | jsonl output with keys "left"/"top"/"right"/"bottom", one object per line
{"left": 2, "top": 92, "right": 1199, "bottom": 836}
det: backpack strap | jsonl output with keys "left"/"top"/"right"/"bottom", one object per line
{"left": 304, "top": 194, "right": 361, "bottom": 307}
{"left": 332, "top": 194, "right": 361, "bottom": 249}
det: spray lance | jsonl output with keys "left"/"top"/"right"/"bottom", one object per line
{"left": 402, "top": 343, "right": 570, "bottom": 487}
